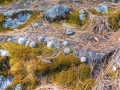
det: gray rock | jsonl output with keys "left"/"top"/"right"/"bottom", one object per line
{"left": 64, "top": 48, "right": 71, "bottom": 54}
{"left": 7, "top": 38, "right": 13, "bottom": 42}
{"left": 63, "top": 41, "right": 69, "bottom": 46}
{"left": 18, "top": 38, "right": 26, "bottom": 45}
{"left": 37, "top": 36, "right": 45, "bottom": 42}
{"left": 29, "top": 41, "right": 36, "bottom": 48}
{"left": 44, "top": 4, "right": 70, "bottom": 22}
{"left": 0, "top": 75, "right": 13, "bottom": 89}
{"left": 79, "top": 9, "right": 85, "bottom": 21}
{"left": 33, "top": 22, "right": 39, "bottom": 28}
{"left": 47, "top": 41, "right": 54, "bottom": 48}
{"left": 3, "top": 10, "right": 30, "bottom": 28}
{"left": 93, "top": 5, "right": 108, "bottom": 13}
{"left": 66, "top": 28, "right": 75, "bottom": 35}
{"left": 14, "top": 84, "right": 21, "bottom": 90}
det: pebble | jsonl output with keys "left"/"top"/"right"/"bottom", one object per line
{"left": 29, "top": 41, "right": 36, "bottom": 48}
{"left": 80, "top": 56, "right": 87, "bottom": 62}
{"left": 18, "top": 38, "right": 26, "bottom": 45}
{"left": 64, "top": 48, "right": 71, "bottom": 54}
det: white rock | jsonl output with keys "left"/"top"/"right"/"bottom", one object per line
{"left": 112, "top": 65, "right": 117, "bottom": 72}
{"left": 64, "top": 48, "right": 71, "bottom": 54}
{"left": 80, "top": 57, "right": 87, "bottom": 62}
{"left": 29, "top": 41, "right": 36, "bottom": 48}
{"left": 18, "top": 38, "right": 26, "bottom": 45}
{"left": 7, "top": 38, "right": 13, "bottom": 42}
{"left": 0, "top": 50, "right": 9, "bottom": 56}
{"left": 63, "top": 41, "right": 69, "bottom": 46}
{"left": 47, "top": 41, "right": 54, "bottom": 48}
{"left": 38, "top": 36, "right": 45, "bottom": 42}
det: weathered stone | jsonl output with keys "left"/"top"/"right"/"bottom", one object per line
{"left": 29, "top": 41, "right": 36, "bottom": 48}
{"left": 63, "top": 41, "right": 69, "bottom": 46}
{"left": 64, "top": 48, "right": 71, "bottom": 54}
{"left": 66, "top": 28, "right": 75, "bottom": 35}
{"left": 44, "top": 4, "right": 70, "bottom": 22}
{"left": 3, "top": 10, "right": 30, "bottom": 28}
{"left": 7, "top": 38, "right": 13, "bottom": 42}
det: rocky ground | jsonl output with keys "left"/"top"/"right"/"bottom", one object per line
{"left": 0, "top": 0, "right": 120, "bottom": 90}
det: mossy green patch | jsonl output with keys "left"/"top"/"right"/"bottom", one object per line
{"left": 89, "top": 7, "right": 115, "bottom": 16}
{"left": 50, "top": 63, "right": 93, "bottom": 90}
{"left": 0, "top": 0, "right": 18, "bottom": 6}
{"left": 108, "top": 8, "right": 120, "bottom": 31}
{"left": 0, "top": 42, "right": 93, "bottom": 90}
{"left": 66, "top": 10, "right": 89, "bottom": 26}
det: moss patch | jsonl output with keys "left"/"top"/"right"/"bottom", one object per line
{"left": 108, "top": 8, "right": 120, "bottom": 31}
{"left": 0, "top": 42, "right": 94, "bottom": 90}
{"left": 65, "top": 10, "right": 89, "bottom": 26}
{"left": 0, "top": 0, "right": 18, "bottom": 6}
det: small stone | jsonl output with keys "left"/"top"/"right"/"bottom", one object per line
{"left": 18, "top": 38, "right": 26, "bottom": 45}
{"left": 25, "top": 40, "right": 30, "bottom": 46}
{"left": 33, "top": 22, "right": 39, "bottom": 28}
{"left": 7, "top": 38, "right": 13, "bottom": 42}
{"left": 29, "top": 41, "right": 36, "bottom": 48}
{"left": 0, "top": 50, "right": 9, "bottom": 56}
{"left": 47, "top": 41, "right": 54, "bottom": 48}
{"left": 38, "top": 36, "right": 45, "bottom": 42}
{"left": 64, "top": 48, "right": 71, "bottom": 54}
{"left": 112, "top": 65, "right": 117, "bottom": 72}
{"left": 63, "top": 41, "right": 69, "bottom": 46}
{"left": 66, "top": 28, "right": 75, "bottom": 35}
{"left": 80, "top": 56, "right": 87, "bottom": 62}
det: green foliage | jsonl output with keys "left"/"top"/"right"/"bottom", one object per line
{"left": 108, "top": 8, "right": 120, "bottom": 31}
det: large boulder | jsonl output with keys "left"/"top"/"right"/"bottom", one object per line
{"left": 44, "top": 4, "right": 70, "bottom": 22}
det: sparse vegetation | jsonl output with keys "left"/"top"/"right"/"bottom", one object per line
{"left": 0, "top": 0, "right": 18, "bottom": 6}
{"left": 108, "top": 8, "right": 120, "bottom": 31}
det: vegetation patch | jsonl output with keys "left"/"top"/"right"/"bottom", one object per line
{"left": 66, "top": 10, "right": 89, "bottom": 26}
{"left": 0, "top": 0, "right": 18, "bottom": 6}
{"left": 108, "top": 8, "right": 120, "bottom": 31}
